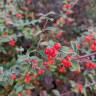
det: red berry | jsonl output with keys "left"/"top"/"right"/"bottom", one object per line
{"left": 53, "top": 43, "right": 61, "bottom": 51}
{"left": 11, "top": 73, "right": 16, "bottom": 80}
{"left": 58, "top": 67, "right": 66, "bottom": 73}
{"left": 45, "top": 47, "right": 58, "bottom": 58}
{"left": 94, "top": 40, "right": 96, "bottom": 45}
{"left": 85, "top": 35, "right": 93, "bottom": 42}
{"left": 49, "top": 48, "right": 55, "bottom": 55}
{"left": 48, "top": 48, "right": 57, "bottom": 57}
{"left": 63, "top": 4, "right": 72, "bottom": 9}
{"left": 91, "top": 44, "right": 96, "bottom": 51}
{"left": 25, "top": 73, "right": 31, "bottom": 84}
{"left": 66, "top": 55, "right": 72, "bottom": 60}
{"left": 16, "top": 13, "right": 23, "bottom": 19}
{"left": 62, "top": 59, "right": 68, "bottom": 64}
{"left": 62, "top": 59, "right": 72, "bottom": 68}
{"left": 76, "top": 44, "right": 81, "bottom": 49}
{"left": 48, "top": 59, "right": 55, "bottom": 65}
{"left": 50, "top": 49, "right": 57, "bottom": 57}
{"left": 45, "top": 48, "right": 50, "bottom": 55}
{"left": 9, "top": 39, "right": 16, "bottom": 46}
{"left": 18, "top": 93, "right": 23, "bottom": 96}
{"left": 43, "top": 62, "right": 48, "bottom": 65}
{"left": 85, "top": 63, "right": 96, "bottom": 69}
{"left": 38, "top": 69, "right": 45, "bottom": 75}
{"left": 66, "top": 11, "right": 72, "bottom": 15}
{"left": 77, "top": 84, "right": 83, "bottom": 93}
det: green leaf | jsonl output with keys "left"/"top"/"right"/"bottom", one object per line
{"left": 24, "top": 83, "right": 34, "bottom": 89}
{"left": 71, "top": 41, "right": 79, "bottom": 54}
{"left": 14, "top": 85, "right": 24, "bottom": 93}
{"left": 38, "top": 50, "right": 47, "bottom": 59}
{"left": 48, "top": 40, "right": 55, "bottom": 48}
{"left": 70, "top": 61, "right": 80, "bottom": 71}
{"left": 0, "top": 31, "right": 3, "bottom": 35}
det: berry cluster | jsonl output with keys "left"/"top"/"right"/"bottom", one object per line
{"left": 85, "top": 62, "right": 96, "bottom": 69}
{"left": 45, "top": 43, "right": 61, "bottom": 58}
{"left": 62, "top": 59, "right": 72, "bottom": 68}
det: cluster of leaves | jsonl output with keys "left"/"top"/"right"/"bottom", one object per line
{"left": 0, "top": 0, "right": 96, "bottom": 96}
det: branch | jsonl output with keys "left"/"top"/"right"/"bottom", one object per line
{"left": 72, "top": 52, "right": 96, "bottom": 61}
{"left": 61, "top": 91, "right": 73, "bottom": 96}
{"left": 72, "top": 0, "right": 80, "bottom": 8}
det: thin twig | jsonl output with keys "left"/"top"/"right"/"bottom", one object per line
{"left": 72, "top": 52, "right": 96, "bottom": 61}
{"left": 61, "top": 91, "right": 73, "bottom": 96}
{"left": 72, "top": 0, "right": 80, "bottom": 8}
{"left": 36, "top": 19, "right": 48, "bottom": 51}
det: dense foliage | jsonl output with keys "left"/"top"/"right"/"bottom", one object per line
{"left": 0, "top": 0, "right": 96, "bottom": 96}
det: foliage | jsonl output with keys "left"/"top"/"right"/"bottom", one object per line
{"left": 0, "top": 0, "right": 96, "bottom": 96}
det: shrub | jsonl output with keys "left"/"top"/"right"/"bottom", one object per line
{"left": 0, "top": 0, "right": 96, "bottom": 96}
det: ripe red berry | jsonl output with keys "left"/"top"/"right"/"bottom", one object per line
{"left": 66, "top": 11, "right": 72, "bottom": 15}
{"left": 45, "top": 48, "right": 57, "bottom": 58}
{"left": 77, "top": 83, "right": 83, "bottom": 93}
{"left": 44, "top": 48, "right": 50, "bottom": 55}
{"left": 43, "top": 62, "right": 48, "bottom": 65}
{"left": 25, "top": 73, "right": 31, "bottom": 84}
{"left": 9, "top": 39, "right": 16, "bottom": 46}
{"left": 38, "top": 69, "right": 45, "bottom": 75}
{"left": 76, "top": 44, "right": 81, "bottom": 50}
{"left": 16, "top": 13, "right": 23, "bottom": 19}
{"left": 58, "top": 67, "right": 66, "bottom": 73}
{"left": 50, "top": 49, "right": 57, "bottom": 57}
{"left": 91, "top": 44, "right": 96, "bottom": 51}
{"left": 53, "top": 43, "right": 61, "bottom": 51}
{"left": 49, "top": 48, "right": 55, "bottom": 55}
{"left": 11, "top": 73, "right": 16, "bottom": 80}
{"left": 85, "top": 35, "right": 93, "bottom": 42}
{"left": 62, "top": 59, "right": 72, "bottom": 68}
{"left": 63, "top": 4, "right": 72, "bottom": 9}
{"left": 18, "top": 93, "right": 23, "bottom": 96}
{"left": 66, "top": 55, "right": 72, "bottom": 60}
{"left": 48, "top": 59, "right": 55, "bottom": 65}
{"left": 85, "top": 63, "right": 96, "bottom": 69}
{"left": 94, "top": 40, "right": 96, "bottom": 45}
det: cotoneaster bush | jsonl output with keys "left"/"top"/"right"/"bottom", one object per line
{"left": 0, "top": 0, "right": 96, "bottom": 96}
